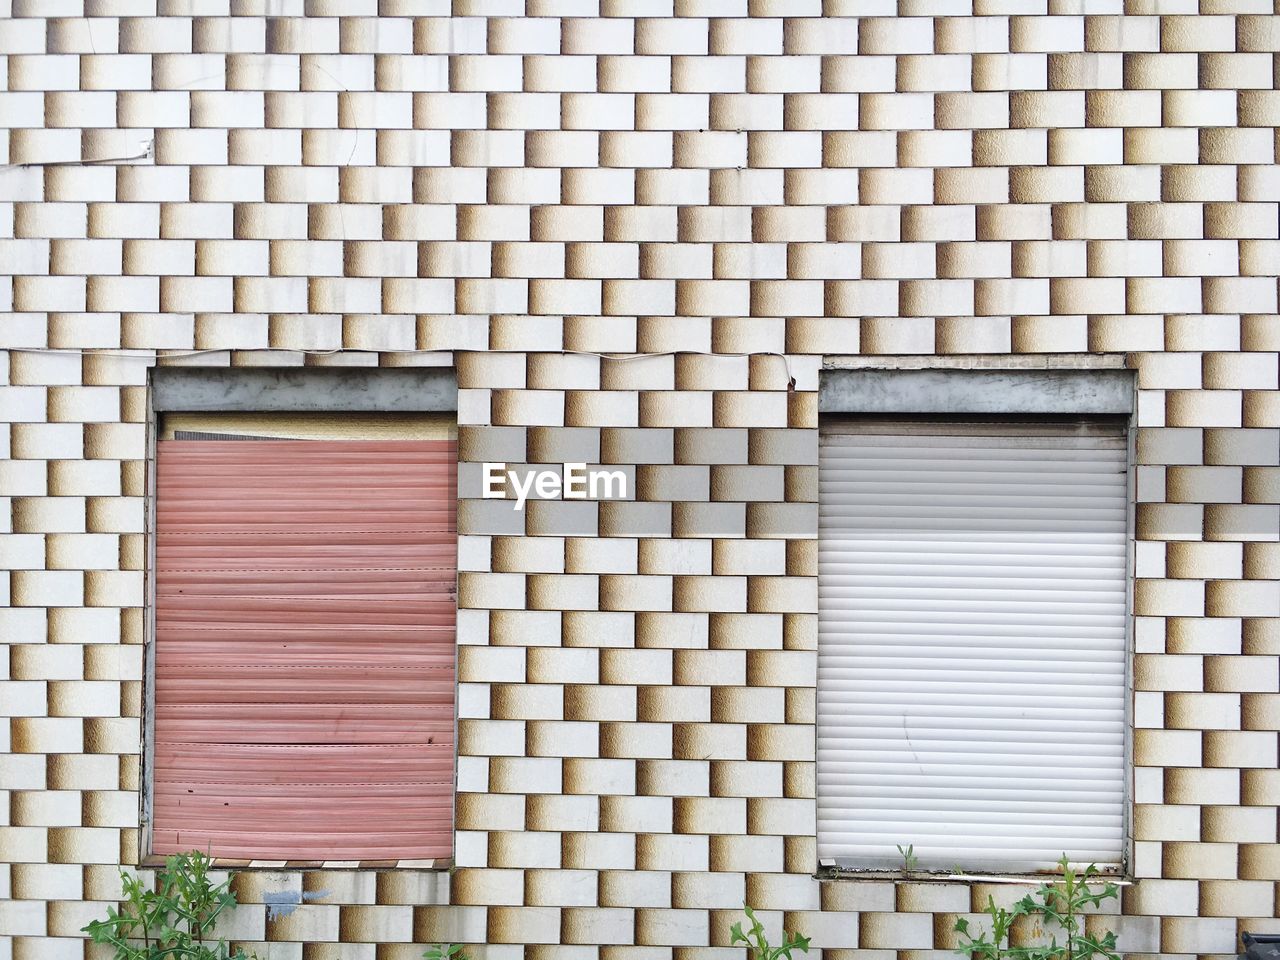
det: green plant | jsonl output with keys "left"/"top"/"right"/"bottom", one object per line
{"left": 730, "top": 904, "right": 810, "bottom": 960}
{"left": 82, "top": 851, "right": 256, "bottom": 960}
{"left": 423, "top": 946, "right": 468, "bottom": 960}
{"left": 897, "top": 843, "right": 919, "bottom": 872}
{"left": 954, "top": 855, "right": 1120, "bottom": 960}
{"left": 954, "top": 895, "right": 1020, "bottom": 960}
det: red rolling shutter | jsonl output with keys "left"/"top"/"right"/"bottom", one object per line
{"left": 152, "top": 438, "right": 456, "bottom": 860}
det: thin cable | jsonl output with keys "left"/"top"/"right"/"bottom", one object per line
{"left": 2, "top": 345, "right": 797, "bottom": 388}
{"left": 562, "top": 348, "right": 795, "bottom": 389}
{"left": 1, "top": 142, "right": 153, "bottom": 170}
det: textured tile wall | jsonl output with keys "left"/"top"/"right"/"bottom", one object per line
{"left": 1, "top": 2, "right": 1278, "bottom": 958}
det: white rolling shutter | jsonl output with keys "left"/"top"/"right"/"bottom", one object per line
{"left": 817, "top": 420, "right": 1129, "bottom": 872}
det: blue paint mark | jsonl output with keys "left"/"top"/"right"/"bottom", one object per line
{"left": 263, "top": 888, "right": 331, "bottom": 919}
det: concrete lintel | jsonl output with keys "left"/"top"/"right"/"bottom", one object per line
{"left": 152, "top": 367, "right": 457, "bottom": 413}
{"left": 819, "top": 367, "right": 1134, "bottom": 415}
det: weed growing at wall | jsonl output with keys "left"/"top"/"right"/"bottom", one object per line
{"left": 954, "top": 856, "right": 1120, "bottom": 960}
{"left": 730, "top": 904, "right": 810, "bottom": 959}
{"left": 82, "top": 851, "right": 256, "bottom": 960}
{"left": 897, "top": 842, "right": 920, "bottom": 873}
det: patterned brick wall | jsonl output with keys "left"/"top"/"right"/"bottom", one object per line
{"left": 1, "top": 3, "right": 1278, "bottom": 959}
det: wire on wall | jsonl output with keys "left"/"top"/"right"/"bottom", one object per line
{"left": 3, "top": 346, "right": 797, "bottom": 390}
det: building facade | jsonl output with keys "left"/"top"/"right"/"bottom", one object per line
{"left": 1, "top": 3, "right": 1278, "bottom": 958}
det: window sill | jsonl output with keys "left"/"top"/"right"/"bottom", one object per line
{"left": 140, "top": 855, "right": 453, "bottom": 872}
{"left": 815, "top": 866, "right": 1133, "bottom": 885}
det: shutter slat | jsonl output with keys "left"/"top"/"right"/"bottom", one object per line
{"left": 153, "top": 438, "right": 456, "bottom": 861}
{"left": 818, "top": 422, "right": 1127, "bottom": 872}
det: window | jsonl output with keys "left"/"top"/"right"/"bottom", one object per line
{"left": 147, "top": 370, "right": 457, "bottom": 862}
{"left": 816, "top": 370, "right": 1132, "bottom": 873}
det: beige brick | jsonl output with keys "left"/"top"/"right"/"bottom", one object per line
{"left": 1203, "top": 729, "right": 1278, "bottom": 768}
{"left": 1134, "top": 728, "right": 1203, "bottom": 767}
{"left": 859, "top": 911, "right": 934, "bottom": 950}
{"left": 1166, "top": 692, "right": 1242, "bottom": 731}
{"left": 1202, "top": 805, "right": 1278, "bottom": 844}
{"left": 1206, "top": 655, "right": 1280, "bottom": 693}
{"left": 1136, "top": 654, "right": 1204, "bottom": 692}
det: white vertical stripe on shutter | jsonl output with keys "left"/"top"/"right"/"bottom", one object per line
{"left": 817, "top": 421, "right": 1128, "bottom": 872}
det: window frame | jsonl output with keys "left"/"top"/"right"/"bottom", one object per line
{"left": 814, "top": 365, "right": 1137, "bottom": 880}
{"left": 141, "top": 367, "right": 459, "bottom": 867}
